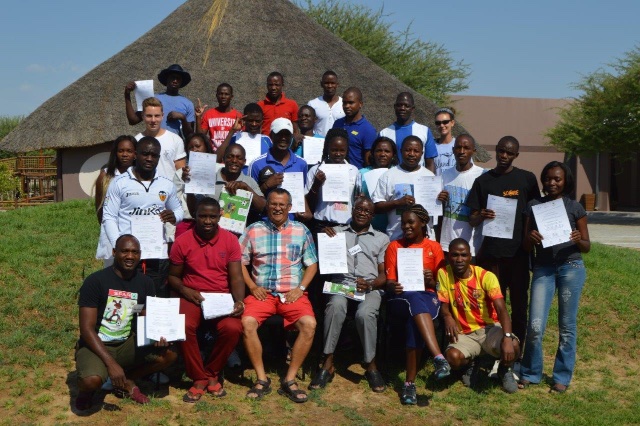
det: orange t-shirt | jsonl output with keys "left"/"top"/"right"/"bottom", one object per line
{"left": 385, "top": 238, "right": 445, "bottom": 292}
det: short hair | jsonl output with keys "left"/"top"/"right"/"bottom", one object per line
{"left": 115, "top": 234, "right": 140, "bottom": 249}
{"left": 322, "top": 128, "right": 349, "bottom": 161}
{"left": 106, "top": 135, "right": 136, "bottom": 177}
{"left": 142, "top": 97, "right": 163, "bottom": 111}
{"left": 185, "top": 133, "right": 213, "bottom": 155}
{"left": 370, "top": 136, "right": 399, "bottom": 168}
{"left": 268, "top": 187, "right": 292, "bottom": 205}
{"left": 435, "top": 107, "right": 456, "bottom": 120}
{"left": 224, "top": 143, "right": 246, "bottom": 159}
{"left": 196, "top": 197, "right": 221, "bottom": 214}
{"left": 267, "top": 71, "right": 284, "bottom": 84}
{"left": 343, "top": 87, "right": 363, "bottom": 102}
{"left": 540, "top": 161, "right": 575, "bottom": 195}
{"left": 449, "top": 238, "right": 470, "bottom": 252}
{"left": 455, "top": 133, "right": 477, "bottom": 149}
{"left": 299, "top": 104, "right": 316, "bottom": 117}
{"left": 396, "top": 92, "right": 414, "bottom": 105}
{"left": 497, "top": 135, "right": 520, "bottom": 151}
{"left": 322, "top": 70, "right": 338, "bottom": 80}
{"left": 216, "top": 82, "right": 233, "bottom": 94}
{"left": 244, "top": 102, "right": 263, "bottom": 116}
{"left": 400, "top": 135, "right": 423, "bottom": 150}
{"left": 354, "top": 195, "right": 375, "bottom": 210}
{"left": 136, "top": 136, "right": 161, "bottom": 151}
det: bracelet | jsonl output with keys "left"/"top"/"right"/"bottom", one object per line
{"left": 235, "top": 300, "right": 245, "bottom": 309}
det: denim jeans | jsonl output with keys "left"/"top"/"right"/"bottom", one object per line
{"left": 520, "top": 260, "right": 586, "bottom": 386}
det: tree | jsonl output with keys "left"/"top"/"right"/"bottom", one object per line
{"left": 0, "top": 116, "right": 24, "bottom": 159}
{"left": 547, "top": 46, "right": 640, "bottom": 158}
{"left": 299, "top": 0, "right": 470, "bottom": 105}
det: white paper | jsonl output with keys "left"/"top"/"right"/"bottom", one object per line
{"left": 483, "top": 195, "right": 518, "bottom": 239}
{"left": 136, "top": 316, "right": 152, "bottom": 346}
{"left": 201, "top": 293, "right": 235, "bottom": 319}
{"left": 235, "top": 133, "right": 263, "bottom": 165}
{"left": 134, "top": 80, "right": 154, "bottom": 112}
{"left": 185, "top": 152, "right": 217, "bottom": 194}
{"left": 531, "top": 199, "right": 573, "bottom": 248}
{"left": 363, "top": 168, "right": 387, "bottom": 195}
{"left": 322, "top": 281, "right": 365, "bottom": 301}
{"left": 319, "top": 164, "right": 351, "bottom": 202}
{"left": 397, "top": 248, "right": 424, "bottom": 292}
{"left": 318, "top": 232, "right": 349, "bottom": 274}
{"left": 414, "top": 175, "right": 443, "bottom": 217}
{"left": 145, "top": 297, "right": 185, "bottom": 342}
{"left": 279, "top": 172, "right": 305, "bottom": 213}
{"left": 130, "top": 215, "right": 166, "bottom": 259}
{"left": 302, "top": 136, "right": 325, "bottom": 165}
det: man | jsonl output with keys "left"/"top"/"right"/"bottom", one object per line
{"left": 437, "top": 134, "right": 485, "bottom": 256}
{"left": 168, "top": 198, "right": 245, "bottom": 402}
{"left": 196, "top": 83, "right": 240, "bottom": 153}
{"left": 332, "top": 87, "right": 377, "bottom": 169}
{"left": 239, "top": 189, "right": 318, "bottom": 403}
{"left": 257, "top": 72, "right": 300, "bottom": 136}
{"left": 438, "top": 238, "right": 520, "bottom": 393}
{"left": 467, "top": 136, "right": 539, "bottom": 344}
{"left": 309, "top": 197, "right": 389, "bottom": 392}
{"left": 103, "top": 136, "right": 184, "bottom": 297}
{"left": 217, "top": 103, "right": 272, "bottom": 171}
{"left": 293, "top": 104, "right": 323, "bottom": 159}
{"left": 135, "top": 97, "right": 187, "bottom": 179}
{"left": 308, "top": 70, "right": 345, "bottom": 136}
{"left": 124, "top": 64, "right": 195, "bottom": 137}
{"left": 379, "top": 92, "right": 437, "bottom": 173}
{"left": 75, "top": 235, "right": 177, "bottom": 410}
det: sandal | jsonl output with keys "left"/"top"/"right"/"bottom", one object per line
{"left": 364, "top": 370, "right": 386, "bottom": 393}
{"left": 550, "top": 383, "right": 568, "bottom": 394}
{"left": 278, "top": 379, "right": 308, "bottom": 403}
{"left": 207, "top": 381, "right": 227, "bottom": 398}
{"left": 183, "top": 386, "right": 206, "bottom": 403}
{"left": 309, "top": 368, "right": 334, "bottom": 390}
{"left": 246, "top": 378, "right": 272, "bottom": 400}
{"left": 517, "top": 379, "right": 532, "bottom": 390}
{"left": 75, "top": 391, "right": 94, "bottom": 411}
{"left": 128, "top": 386, "right": 150, "bottom": 404}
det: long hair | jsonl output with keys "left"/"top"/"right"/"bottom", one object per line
{"left": 541, "top": 161, "right": 575, "bottom": 195}
{"left": 98, "top": 135, "right": 136, "bottom": 210}
{"left": 402, "top": 204, "right": 430, "bottom": 237}
{"left": 321, "top": 128, "right": 349, "bottom": 163}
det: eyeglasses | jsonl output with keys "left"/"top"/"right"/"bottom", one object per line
{"left": 435, "top": 120, "right": 451, "bottom": 126}
{"left": 353, "top": 207, "right": 374, "bottom": 216}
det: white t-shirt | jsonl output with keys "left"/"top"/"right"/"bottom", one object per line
{"left": 305, "top": 162, "right": 359, "bottom": 224}
{"left": 371, "top": 165, "right": 435, "bottom": 241}
{"left": 439, "top": 164, "right": 485, "bottom": 256}
{"left": 135, "top": 130, "right": 187, "bottom": 180}
{"left": 435, "top": 139, "right": 456, "bottom": 175}
{"left": 308, "top": 96, "right": 345, "bottom": 136}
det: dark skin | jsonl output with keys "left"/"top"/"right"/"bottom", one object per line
{"left": 441, "top": 242, "right": 519, "bottom": 369}
{"left": 195, "top": 86, "right": 236, "bottom": 157}
{"left": 292, "top": 106, "right": 317, "bottom": 152}
{"left": 305, "top": 136, "right": 349, "bottom": 213}
{"left": 469, "top": 140, "right": 519, "bottom": 227}
{"left": 374, "top": 139, "right": 423, "bottom": 214}
{"left": 77, "top": 237, "right": 176, "bottom": 400}
{"left": 133, "top": 142, "right": 176, "bottom": 225}
{"left": 95, "top": 139, "right": 136, "bottom": 224}
{"left": 320, "top": 74, "right": 340, "bottom": 106}
{"left": 216, "top": 111, "right": 262, "bottom": 160}
{"left": 436, "top": 136, "right": 476, "bottom": 206}
{"left": 265, "top": 75, "right": 301, "bottom": 138}
{"left": 394, "top": 94, "right": 435, "bottom": 173}
{"left": 342, "top": 90, "right": 372, "bottom": 166}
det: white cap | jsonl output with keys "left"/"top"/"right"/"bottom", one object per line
{"left": 270, "top": 117, "right": 293, "bottom": 134}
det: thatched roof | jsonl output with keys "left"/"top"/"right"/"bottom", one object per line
{"left": 2, "top": 0, "right": 489, "bottom": 161}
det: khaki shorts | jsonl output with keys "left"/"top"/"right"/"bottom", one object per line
{"left": 446, "top": 324, "right": 504, "bottom": 359}
{"left": 75, "top": 335, "right": 164, "bottom": 381}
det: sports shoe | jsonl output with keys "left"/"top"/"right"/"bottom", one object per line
{"left": 461, "top": 359, "right": 478, "bottom": 388}
{"left": 400, "top": 383, "right": 417, "bottom": 405}
{"left": 101, "top": 377, "right": 114, "bottom": 391}
{"left": 498, "top": 364, "right": 518, "bottom": 394}
{"left": 433, "top": 357, "right": 451, "bottom": 380}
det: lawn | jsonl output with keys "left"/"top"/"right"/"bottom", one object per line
{"left": 0, "top": 200, "right": 638, "bottom": 425}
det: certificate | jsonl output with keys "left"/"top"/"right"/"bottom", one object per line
{"left": 302, "top": 136, "right": 325, "bottom": 165}
{"left": 185, "top": 152, "right": 217, "bottom": 195}
{"left": 319, "top": 164, "right": 351, "bottom": 202}
{"left": 363, "top": 168, "right": 387, "bottom": 195}
{"left": 317, "top": 232, "right": 349, "bottom": 274}
{"left": 397, "top": 248, "right": 424, "bottom": 292}
{"left": 414, "top": 175, "right": 443, "bottom": 217}
{"left": 483, "top": 195, "right": 518, "bottom": 239}
{"left": 145, "top": 297, "right": 185, "bottom": 342}
{"left": 136, "top": 316, "right": 152, "bottom": 347}
{"left": 218, "top": 188, "right": 253, "bottom": 234}
{"left": 280, "top": 172, "right": 305, "bottom": 213}
{"left": 134, "top": 79, "right": 154, "bottom": 111}
{"left": 129, "top": 215, "right": 165, "bottom": 259}
{"left": 201, "top": 293, "right": 235, "bottom": 320}
{"left": 323, "top": 281, "right": 365, "bottom": 301}
{"left": 531, "top": 199, "right": 572, "bottom": 248}
{"left": 235, "top": 133, "right": 263, "bottom": 165}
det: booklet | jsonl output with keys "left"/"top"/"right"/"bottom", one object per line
{"left": 322, "top": 281, "right": 365, "bottom": 301}
{"left": 218, "top": 188, "right": 253, "bottom": 234}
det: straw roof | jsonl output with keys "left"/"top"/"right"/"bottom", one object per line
{"left": 2, "top": 0, "right": 489, "bottom": 161}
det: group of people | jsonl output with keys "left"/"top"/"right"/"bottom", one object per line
{"left": 75, "top": 64, "right": 591, "bottom": 410}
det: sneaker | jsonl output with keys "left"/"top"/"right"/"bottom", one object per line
{"left": 147, "top": 372, "right": 170, "bottom": 385}
{"left": 498, "top": 364, "right": 518, "bottom": 394}
{"left": 433, "top": 357, "right": 451, "bottom": 380}
{"left": 101, "top": 377, "right": 114, "bottom": 391}
{"left": 461, "top": 359, "right": 478, "bottom": 388}
{"left": 401, "top": 383, "right": 417, "bottom": 405}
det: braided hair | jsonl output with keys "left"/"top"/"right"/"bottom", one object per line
{"left": 403, "top": 204, "right": 430, "bottom": 236}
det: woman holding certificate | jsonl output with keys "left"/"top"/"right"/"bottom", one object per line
{"left": 519, "top": 161, "right": 590, "bottom": 394}
{"left": 385, "top": 204, "right": 450, "bottom": 405}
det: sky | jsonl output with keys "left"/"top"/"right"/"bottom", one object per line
{"left": 1, "top": 0, "right": 639, "bottom": 117}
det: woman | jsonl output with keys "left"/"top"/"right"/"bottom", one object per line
{"left": 358, "top": 136, "right": 398, "bottom": 232}
{"left": 95, "top": 135, "right": 136, "bottom": 265}
{"left": 434, "top": 107, "right": 456, "bottom": 175}
{"left": 385, "top": 204, "right": 450, "bottom": 405}
{"left": 520, "top": 161, "right": 590, "bottom": 393}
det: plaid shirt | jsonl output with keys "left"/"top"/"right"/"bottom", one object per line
{"left": 239, "top": 220, "right": 318, "bottom": 293}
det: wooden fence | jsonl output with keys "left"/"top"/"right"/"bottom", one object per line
{"left": 0, "top": 155, "right": 57, "bottom": 209}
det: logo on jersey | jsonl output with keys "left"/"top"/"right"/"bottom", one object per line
{"left": 158, "top": 191, "right": 167, "bottom": 202}
{"left": 503, "top": 190, "right": 519, "bottom": 197}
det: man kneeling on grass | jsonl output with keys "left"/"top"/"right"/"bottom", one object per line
{"left": 437, "top": 238, "right": 520, "bottom": 393}
{"left": 75, "top": 235, "right": 177, "bottom": 411}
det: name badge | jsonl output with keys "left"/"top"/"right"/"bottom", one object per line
{"left": 348, "top": 245, "right": 363, "bottom": 256}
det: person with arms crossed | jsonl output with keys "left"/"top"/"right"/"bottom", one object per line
{"left": 332, "top": 87, "right": 377, "bottom": 169}
{"left": 307, "top": 70, "right": 345, "bottom": 137}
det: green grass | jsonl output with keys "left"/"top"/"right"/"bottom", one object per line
{"left": 0, "top": 199, "right": 639, "bottom": 425}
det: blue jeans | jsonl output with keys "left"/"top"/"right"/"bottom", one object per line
{"left": 520, "top": 260, "right": 586, "bottom": 386}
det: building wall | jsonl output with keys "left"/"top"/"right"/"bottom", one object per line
{"left": 60, "top": 142, "right": 112, "bottom": 200}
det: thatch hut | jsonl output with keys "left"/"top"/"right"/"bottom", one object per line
{"left": 2, "top": 0, "right": 483, "bottom": 201}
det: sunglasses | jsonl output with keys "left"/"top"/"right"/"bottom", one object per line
{"left": 435, "top": 120, "right": 451, "bottom": 126}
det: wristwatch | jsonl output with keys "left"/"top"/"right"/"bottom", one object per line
{"left": 503, "top": 332, "right": 515, "bottom": 339}
{"left": 299, "top": 285, "right": 306, "bottom": 292}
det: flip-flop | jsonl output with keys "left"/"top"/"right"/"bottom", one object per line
{"left": 550, "top": 383, "right": 568, "bottom": 394}
{"left": 207, "top": 381, "right": 227, "bottom": 398}
{"left": 246, "top": 378, "right": 272, "bottom": 400}
{"left": 278, "top": 379, "right": 308, "bottom": 403}
{"left": 309, "top": 368, "right": 334, "bottom": 390}
{"left": 517, "top": 379, "right": 532, "bottom": 389}
{"left": 183, "top": 386, "right": 206, "bottom": 403}
{"left": 364, "top": 370, "right": 386, "bottom": 393}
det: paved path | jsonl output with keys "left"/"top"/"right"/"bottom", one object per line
{"left": 589, "top": 224, "right": 640, "bottom": 250}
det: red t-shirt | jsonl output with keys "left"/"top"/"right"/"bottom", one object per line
{"left": 385, "top": 238, "right": 445, "bottom": 292}
{"left": 170, "top": 227, "right": 241, "bottom": 293}
{"left": 257, "top": 93, "right": 299, "bottom": 135}
{"left": 200, "top": 108, "right": 240, "bottom": 152}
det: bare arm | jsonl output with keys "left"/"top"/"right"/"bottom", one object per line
{"left": 572, "top": 216, "right": 591, "bottom": 253}
{"left": 94, "top": 170, "right": 107, "bottom": 224}
{"left": 374, "top": 195, "right": 415, "bottom": 214}
{"left": 167, "top": 262, "right": 204, "bottom": 305}
{"left": 242, "top": 264, "right": 268, "bottom": 301}
{"left": 228, "top": 261, "right": 246, "bottom": 316}
{"left": 493, "top": 297, "right": 518, "bottom": 363}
